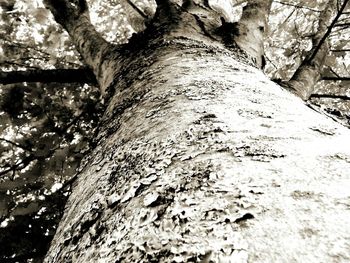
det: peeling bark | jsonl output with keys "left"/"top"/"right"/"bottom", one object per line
{"left": 43, "top": 1, "right": 350, "bottom": 262}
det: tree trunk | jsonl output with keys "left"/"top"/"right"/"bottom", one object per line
{"left": 44, "top": 2, "right": 350, "bottom": 262}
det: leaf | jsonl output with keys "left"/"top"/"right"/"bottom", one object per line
{"left": 333, "top": 50, "right": 346, "bottom": 58}
{"left": 333, "top": 40, "right": 348, "bottom": 50}
{"left": 283, "top": 47, "right": 294, "bottom": 57}
{"left": 33, "top": 8, "right": 50, "bottom": 24}
{"left": 10, "top": 202, "right": 40, "bottom": 216}
{"left": 324, "top": 55, "right": 337, "bottom": 67}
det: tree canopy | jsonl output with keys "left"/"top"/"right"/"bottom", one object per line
{"left": 0, "top": 0, "right": 349, "bottom": 262}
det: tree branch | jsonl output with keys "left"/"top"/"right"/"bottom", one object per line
{"left": 310, "top": 94, "right": 350, "bottom": 100}
{"left": 274, "top": 1, "right": 322, "bottom": 12}
{"left": 285, "top": 0, "right": 345, "bottom": 100}
{"left": 0, "top": 138, "right": 32, "bottom": 152}
{"left": 328, "top": 67, "right": 341, "bottom": 78}
{"left": 43, "top": 0, "right": 88, "bottom": 30}
{"left": 154, "top": 0, "right": 176, "bottom": 19}
{"left": 233, "top": 0, "right": 273, "bottom": 68}
{"left": 334, "top": 22, "right": 350, "bottom": 27}
{"left": 125, "top": 0, "right": 148, "bottom": 19}
{"left": 43, "top": 0, "right": 121, "bottom": 93}
{"left": 321, "top": 76, "right": 350, "bottom": 81}
{"left": 307, "top": 0, "right": 349, "bottom": 63}
{"left": 0, "top": 68, "right": 97, "bottom": 85}
{"left": 232, "top": 0, "right": 248, "bottom": 8}
{"left": 0, "top": 155, "right": 35, "bottom": 178}
{"left": 331, "top": 49, "right": 350, "bottom": 52}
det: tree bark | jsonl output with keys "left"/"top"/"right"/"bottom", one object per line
{"left": 44, "top": 1, "right": 350, "bottom": 262}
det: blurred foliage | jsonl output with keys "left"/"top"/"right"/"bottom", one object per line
{"left": 0, "top": 0, "right": 109, "bottom": 261}
{"left": 265, "top": 0, "right": 350, "bottom": 124}
{"left": 0, "top": 0, "right": 349, "bottom": 262}
{"left": 0, "top": 80, "right": 102, "bottom": 261}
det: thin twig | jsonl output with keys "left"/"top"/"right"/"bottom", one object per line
{"left": 0, "top": 68, "right": 97, "bottom": 85}
{"left": 310, "top": 94, "right": 350, "bottom": 100}
{"left": 331, "top": 49, "right": 350, "bottom": 52}
{"left": 274, "top": 1, "right": 321, "bottom": 12}
{"left": 125, "top": 0, "right": 147, "bottom": 19}
{"left": 232, "top": 0, "right": 248, "bottom": 7}
{"left": 0, "top": 138, "right": 32, "bottom": 152}
{"left": 322, "top": 76, "right": 350, "bottom": 80}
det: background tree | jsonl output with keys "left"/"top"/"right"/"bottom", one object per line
{"left": 0, "top": 0, "right": 349, "bottom": 262}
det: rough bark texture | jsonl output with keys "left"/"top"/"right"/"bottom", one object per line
{"left": 44, "top": 1, "right": 350, "bottom": 262}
